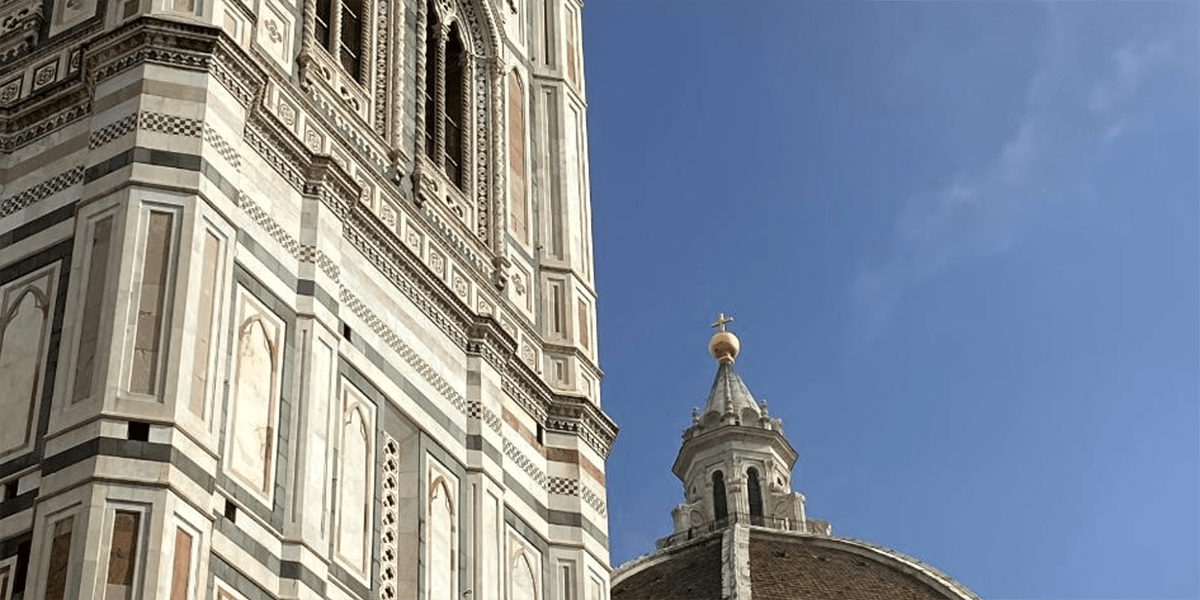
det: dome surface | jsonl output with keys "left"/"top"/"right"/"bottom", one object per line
{"left": 612, "top": 528, "right": 978, "bottom": 600}
{"left": 611, "top": 534, "right": 724, "bottom": 600}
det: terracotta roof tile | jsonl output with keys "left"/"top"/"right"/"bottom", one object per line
{"left": 612, "top": 534, "right": 724, "bottom": 600}
{"left": 748, "top": 532, "right": 949, "bottom": 600}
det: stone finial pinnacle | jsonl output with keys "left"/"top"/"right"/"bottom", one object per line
{"left": 711, "top": 313, "right": 734, "bottom": 332}
{"left": 708, "top": 313, "right": 740, "bottom": 363}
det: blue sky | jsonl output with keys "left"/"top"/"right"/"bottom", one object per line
{"left": 584, "top": 3, "right": 1199, "bottom": 598}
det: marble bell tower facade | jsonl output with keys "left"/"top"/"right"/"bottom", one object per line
{"left": 0, "top": 0, "right": 613, "bottom": 597}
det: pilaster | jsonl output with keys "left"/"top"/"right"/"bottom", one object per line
{"left": 721, "top": 522, "right": 751, "bottom": 600}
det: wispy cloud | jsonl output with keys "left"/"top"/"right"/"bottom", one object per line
{"left": 852, "top": 10, "right": 1177, "bottom": 345}
{"left": 1088, "top": 40, "right": 1172, "bottom": 117}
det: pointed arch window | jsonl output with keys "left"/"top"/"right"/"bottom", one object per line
{"left": 712, "top": 471, "right": 728, "bottom": 521}
{"left": 422, "top": 9, "right": 469, "bottom": 190}
{"left": 315, "top": 0, "right": 367, "bottom": 82}
{"left": 747, "top": 467, "right": 764, "bottom": 524}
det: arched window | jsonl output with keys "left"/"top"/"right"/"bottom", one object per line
{"left": 712, "top": 471, "right": 728, "bottom": 521}
{"left": 315, "top": 0, "right": 367, "bottom": 82}
{"left": 421, "top": 7, "right": 468, "bottom": 190}
{"left": 422, "top": 11, "right": 438, "bottom": 158}
{"left": 443, "top": 24, "right": 465, "bottom": 187}
{"left": 747, "top": 467, "right": 764, "bottom": 524}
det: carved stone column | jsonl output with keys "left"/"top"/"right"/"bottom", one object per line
{"left": 433, "top": 23, "right": 448, "bottom": 174}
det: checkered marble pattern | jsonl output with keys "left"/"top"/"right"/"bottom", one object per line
{"left": 244, "top": 121, "right": 306, "bottom": 192}
{"left": 239, "top": 193, "right": 301, "bottom": 258}
{"left": 548, "top": 477, "right": 580, "bottom": 497}
{"left": 581, "top": 484, "right": 607, "bottom": 516}
{"left": 547, "top": 477, "right": 607, "bottom": 516}
{"left": 503, "top": 437, "right": 548, "bottom": 490}
{"left": 140, "top": 111, "right": 202, "bottom": 137}
{"left": 465, "top": 402, "right": 504, "bottom": 433}
{"left": 296, "top": 243, "right": 319, "bottom": 264}
{"left": 89, "top": 114, "right": 237, "bottom": 165}
{"left": 88, "top": 113, "right": 138, "bottom": 149}
{"left": 483, "top": 407, "right": 502, "bottom": 433}
{"left": 89, "top": 112, "right": 204, "bottom": 150}
{"left": 315, "top": 252, "right": 340, "bottom": 280}
{"left": 297, "top": 244, "right": 340, "bottom": 281}
{"left": 340, "top": 287, "right": 469, "bottom": 416}
{"left": 0, "top": 166, "right": 83, "bottom": 218}
{"left": 204, "top": 124, "right": 241, "bottom": 170}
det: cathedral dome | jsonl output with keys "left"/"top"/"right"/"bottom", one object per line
{"left": 620, "top": 315, "right": 978, "bottom": 600}
{"left": 611, "top": 527, "right": 979, "bottom": 600}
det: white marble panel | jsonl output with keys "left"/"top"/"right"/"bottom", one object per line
{"left": 334, "top": 384, "right": 373, "bottom": 575}
{"left": 226, "top": 289, "right": 284, "bottom": 500}
{"left": 0, "top": 266, "right": 57, "bottom": 459}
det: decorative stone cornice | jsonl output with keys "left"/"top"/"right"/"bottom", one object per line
{"left": 466, "top": 316, "right": 516, "bottom": 367}
{"left": 0, "top": 0, "right": 43, "bottom": 64}
{"left": 0, "top": 87, "right": 89, "bottom": 153}
{"left": 344, "top": 204, "right": 474, "bottom": 350}
{"left": 671, "top": 424, "right": 797, "bottom": 482}
{"left": 85, "top": 19, "right": 216, "bottom": 85}
{"left": 305, "top": 154, "right": 359, "bottom": 218}
{"left": 539, "top": 341, "right": 602, "bottom": 378}
{"left": 210, "top": 35, "right": 263, "bottom": 108}
{"left": 547, "top": 392, "right": 618, "bottom": 458}
{"left": 245, "top": 110, "right": 309, "bottom": 192}
{"left": 501, "top": 365, "right": 550, "bottom": 424}
{"left": 423, "top": 199, "right": 496, "bottom": 281}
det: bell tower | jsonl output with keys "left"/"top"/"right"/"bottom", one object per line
{"left": 667, "top": 315, "right": 825, "bottom": 539}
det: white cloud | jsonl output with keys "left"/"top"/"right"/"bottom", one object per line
{"left": 851, "top": 15, "right": 1175, "bottom": 346}
{"left": 1089, "top": 40, "right": 1172, "bottom": 115}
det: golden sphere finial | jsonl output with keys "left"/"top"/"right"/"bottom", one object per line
{"left": 709, "top": 313, "right": 740, "bottom": 363}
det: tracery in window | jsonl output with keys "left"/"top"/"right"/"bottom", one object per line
{"left": 227, "top": 296, "right": 284, "bottom": 500}
{"left": 511, "top": 553, "right": 537, "bottom": 600}
{"left": 423, "top": 13, "right": 439, "bottom": 158}
{"left": 421, "top": 6, "right": 469, "bottom": 190}
{"left": 315, "top": 0, "right": 367, "bottom": 82}
{"left": 0, "top": 276, "right": 52, "bottom": 459}
{"left": 443, "top": 26, "right": 465, "bottom": 186}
